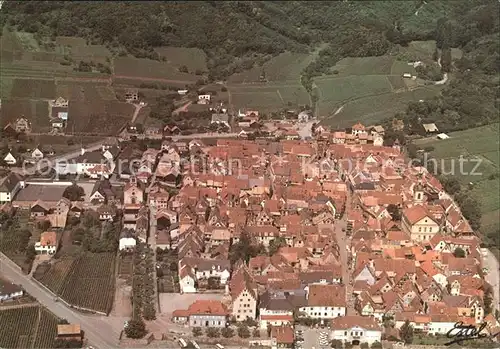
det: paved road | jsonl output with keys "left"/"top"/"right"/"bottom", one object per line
{"left": 482, "top": 248, "right": 500, "bottom": 312}
{"left": 0, "top": 253, "right": 118, "bottom": 349}
{"left": 10, "top": 138, "right": 115, "bottom": 176}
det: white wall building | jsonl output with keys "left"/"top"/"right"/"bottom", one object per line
{"left": 331, "top": 316, "right": 382, "bottom": 346}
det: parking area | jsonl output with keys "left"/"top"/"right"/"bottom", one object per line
{"left": 295, "top": 326, "right": 331, "bottom": 349}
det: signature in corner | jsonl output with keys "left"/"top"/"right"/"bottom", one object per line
{"left": 445, "top": 321, "right": 500, "bottom": 346}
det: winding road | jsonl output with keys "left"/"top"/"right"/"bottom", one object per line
{"left": 0, "top": 253, "right": 119, "bottom": 349}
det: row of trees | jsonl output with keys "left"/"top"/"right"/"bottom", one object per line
{"left": 192, "top": 324, "right": 258, "bottom": 339}
{"left": 331, "top": 340, "right": 382, "bottom": 349}
{"left": 125, "top": 244, "right": 156, "bottom": 339}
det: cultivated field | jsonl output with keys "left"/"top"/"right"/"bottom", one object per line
{"left": 0, "top": 305, "right": 59, "bottom": 349}
{"left": 315, "top": 74, "right": 393, "bottom": 115}
{"left": 0, "top": 99, "right": 50, "bottom": 132}
{"left": 34, "top": 252, "right": 116, "bottom": 314}
{"left": 113, "top": 57, "right": 199, "bottom": 83}
{"left": 414, "top": 123, "right": 500, "bottom": 237}
{"left": 64, "top": 83, "right": 134, "bottom": 135}
{"left": 324, "top": 87, "right": 440, "bottom": 129}
{"left": 228, "top": 51, "right": 316, "bottom": 84}
{"left": 154, "top": 46, "right": 207, "bottom": 72}
{"left": 228, "top": 82, "right": 310, "bottom": 113}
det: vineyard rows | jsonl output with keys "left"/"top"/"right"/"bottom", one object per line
{"left": 0, "top": 305, "right": 58, "bottom": 349}
{"left": 35, "top": 252, "right": 116, "bottom": 314}
{"left": 34, "top": 257, "right": 76, "bottom": 294}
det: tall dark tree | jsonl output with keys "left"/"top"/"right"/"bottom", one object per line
{"left": 268, "top": 237, "right": 287, "bottom": 256}
{"left": 400, "top": 320, "right": 414, "bottom": 344}
{"left": 124, "top": 318, "right": 147, "bottom": 339}
{"left": 441, "top": 48, "right": 452, "bottom": 73}
{"left": 453, "top": 247, "right": 466, "bottom": 258}
{"left": 62, "top": 184, "right": 85, "bottom": 201}
{"left": 387, "top": 204, "right": 402, "bottom": 221}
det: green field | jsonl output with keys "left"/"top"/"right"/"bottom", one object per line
{"left": 228, "top": 82, "right": 310, "bottom": 112}
{"left": 330, "top": 56, "right": 394, "bottom": 76}
{"left": 113, "top": 57, "right": 199, "bottom": 82}
{"left": 315, "top": 74, "right": 393, "bottom": 115}
{"left": 415, "top": 123, "right": 500, "bottom": 238}
{"left": 0, "top": 99, "right": 50, "bottom": 132}
{"left": 154, "top": 46, "right": 207, "bottom": 72}
{"left": 228, "top": 51, "right": 316, "bottom": 84}
{"left": 0, "top": 305, "right": 60, "bottom": 349}
{"left": 322, "top": 88, "right": 440, "bottom": 129}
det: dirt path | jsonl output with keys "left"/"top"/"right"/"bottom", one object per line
{"left": 131, "top": 103, "right": 146, "bottom": 124}
{"left": 172, "top": 101, "right": 192, "bottom": 115}
{"left": 113, "top": 75, "right": 194, "bottom": 85}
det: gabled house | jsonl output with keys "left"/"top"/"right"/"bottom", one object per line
{"left": 35, "top": 231, "right": 57, "bottom": 255}
{"left": 172, "top": 300, "right": 228, "bottom": 328}
{"left": 402, "top": 205, "right": 440, "bottom": 241}
{"left": 3, "top": 152, "right": 16, "bottom": 165}
{"left": 31, "top": 147, "right": 44, "bottom": 160}
{"left": 30, "top": 200, "right": 51, "bottom": 218}
{"left": 0, "top": 172, "right": 23, "bottom": 203}
{"left": 330, "top": 316, "right": 382, "bottom": 346}
{"left": 230, "top": 265, "right": 258, "bottom": 321}
{"left": 298, "top": 284, "right": 346, "bottom": 320}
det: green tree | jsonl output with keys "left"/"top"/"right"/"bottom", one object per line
{"left": 179, "top": 65, "right": 188, "bottom": 73}
{"left": 433, "top": 47, "right": 439, "bottom": 62}
{"left": 237, "top": 325, "right": 250, "bottom": 338}
{"left": 442, "top": 176, "right": 461, "bottom": 195}
{"left": 331, "top": 339, "right": 343, "bottom": 348}
{"left": 252, "top": 328, "right": 260, "bottom": 337}
{"left": 206, "top": 327, "right": 220, "bottom": 338}
{"left": 484, "top": 284, "right": 494, "bottom": 314}
{"left": 441, "top": 48, "right": 452, "bottom": 73}
{"left": 62, "top": 184, "right": 85, "bottom": 201}
{"left": 229, "top": 230, "right": 262, "bottom": 265}
{"left": 453, "top": 247, "right": 466, "bottom": 258}
{"left": 386, "top": 204, "right": 401, "bottom": 221}
{"left": 221, "top": 327, "right": 234, "bottom": 338}
{"left": 360, "top": 343, "right": 369, "bottom": 349}
{"left": 268, "top": 237, "right": 287, "bottom": 256}
{"left": 400, "top": 320, "right": 414, "bottom": 344}
{"left": 371, "top": 342, "right": 383, "bottom": 349}
{"left": 192, "top": 327, "right": 202, "bottom": 337}
{"left": 124, "top": 318, "right": 147, "bottom": 339}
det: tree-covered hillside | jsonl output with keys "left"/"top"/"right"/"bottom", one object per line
{"left": 0, "top": 0, "right": 467, "bottom": 79}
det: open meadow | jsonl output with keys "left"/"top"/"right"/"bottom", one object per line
{"left": 228, "top": 82, "right": 310, "bottom": 113}
{"left": 318, "top": 40, "right": 454, "bottom": 127}
{"left": 34, "top": 252, "right": 116, "bottom": 314}
{"left": 415, "top": 123, "right": 500, "bottom": 241}
{"left": 227, "top": 51, "right": 316, "bottom": 84}
{"left": 0, "top": 305, "right": 60, "bottom": 349}
{"left": 154, "top": 46, "right": 207, "bottom": 73}
{"left": 113, "top": 57, "right": 200, "bottom": 83}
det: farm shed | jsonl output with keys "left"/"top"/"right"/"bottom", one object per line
{"left": 422, "top": 123, "right": 439, "bottom": 133}
{"left": 436, "top": 133, "right": 450, "bottom": 140}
